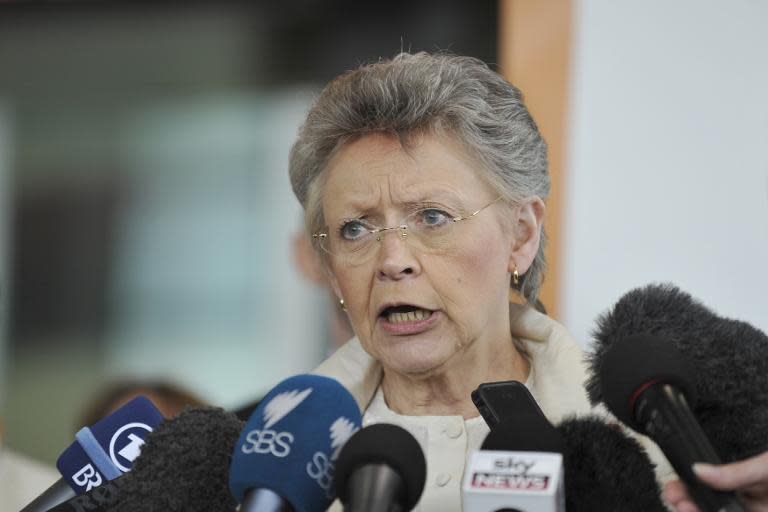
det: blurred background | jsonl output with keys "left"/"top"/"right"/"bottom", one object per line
{"left": 0, "top": 0, "right": 498, "bottom": 463}
{"left": 1, "top": 0, "right": 766, "bottom": 466}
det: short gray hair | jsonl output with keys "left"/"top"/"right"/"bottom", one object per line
{"left": 289, "top": 52, "right": 550, "bottom": 303}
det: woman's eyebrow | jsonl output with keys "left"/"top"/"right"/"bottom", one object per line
{"left": 331, "top": 188, "right": 465, "bottom": 217}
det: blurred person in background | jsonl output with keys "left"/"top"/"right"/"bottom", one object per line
{"left": 292, "top": 230, "right": 355, "bottom": 354}
{"left": 0, "top": 417, "right": 59, "bottom": 512}
{"left": 233, "top": 231, "right": 355, "bottom": 421}
{"left": 77, "top": 378, "right": 207, "bottom": 428}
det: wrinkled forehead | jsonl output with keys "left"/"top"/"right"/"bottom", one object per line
{"left": 321, "top": 132, "right": 494, "bottom": 217}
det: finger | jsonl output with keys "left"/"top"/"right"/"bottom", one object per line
{"left": 739, "top": 494, "right": 768, "bottom": 512}
{"left": 694, "top": 452, "right": 768, "bottom": 491}
{"left": 663, "top": 480, "right": 702, "bottom": 512}
{"left": 664, "top": 480, "right": 689, "bottom": 504}
{"left": 673, "top": 500, "right": 703, "bottom": 512}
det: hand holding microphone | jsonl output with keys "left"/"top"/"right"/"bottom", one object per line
{"left": 586, "top": 283, "right": 768, "bottom": 512}
{"left": 665, "top": 451, "right": 768, "bottom": 512}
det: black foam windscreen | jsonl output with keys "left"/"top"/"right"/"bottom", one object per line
{"left": 112, "top": 407, "right": 243, "bottom": 512}
{"left": 334, "top": 423, "right": 426, "bottom": 511}
{"left": 588, "top": 283, "right": 768, "bottom": 461}
{"left": 596, "top": 333, "right": 696, "bottom": 429}
{"left": 557, "top": 417, "right": 666, "bottom": 512}
{"left": 480, "top": 413, "right": 565, "bottom": 454}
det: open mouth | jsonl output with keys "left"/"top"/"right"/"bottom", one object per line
{"left": 380, "top": 304, "right": 435, "bottom": 324}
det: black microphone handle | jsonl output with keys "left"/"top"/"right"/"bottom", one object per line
{"left": 344, "top": 464, "right": 406, "bottom": 512}
{"left": 240, "top": 488, "right": 294, "bottom": 512}
{"left": 42, "top": 477, "right": 125, "bottom": 512}
{"left": 18, "top": 479, "right": 74, "bottom": 512}
{"left": 636, "top": 384, "right": 745, "bottom": 512}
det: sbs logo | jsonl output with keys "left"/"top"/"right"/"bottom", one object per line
{"left": 241, "top": 388, "right": 313, "bottom": 458}
{"left": 306, "top": 417, "right": 359, "bottom": 496}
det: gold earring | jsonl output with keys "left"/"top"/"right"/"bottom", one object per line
{"left": 512, "top": 266, "right": 520, "bottom": 286}
{"left": 339, "top": 298, "right": 347, "bottom": 312}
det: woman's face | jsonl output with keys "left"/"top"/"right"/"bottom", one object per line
{"left": 321, "top": 133, "right": 523, "bottom": 377}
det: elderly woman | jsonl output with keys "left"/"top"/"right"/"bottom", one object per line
{"left": 289, "top": 52, "right": 663, "bottom": 510}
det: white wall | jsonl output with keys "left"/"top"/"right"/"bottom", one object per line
{"left": 563, "top": 1, "right": 768, "bottom": 346}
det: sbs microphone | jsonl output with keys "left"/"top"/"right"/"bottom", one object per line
{"left": 588, "top": 283, "right": 768, "bottom": 462}
{"left": 229, "top": 374, "right": 362, "bottom": 512}
{"left": 334, "top": 423, "right": 427, "bottom": 512}
{"left": 47, "top": 406, "right": 243, "bottom": 512}
{"left": 20, "top": 395, "right": 164, "bottom": 512}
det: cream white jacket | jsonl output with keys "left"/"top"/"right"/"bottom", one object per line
{"left": 313, "top": 303, "right": 673, "bottom": 511}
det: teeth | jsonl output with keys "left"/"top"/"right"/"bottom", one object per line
{"left": 387, "top": 308, "right": 431, "bottom": 324}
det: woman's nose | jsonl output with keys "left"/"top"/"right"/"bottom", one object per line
{"left": 375, "top": 228, "right": 421, "bottom": 280}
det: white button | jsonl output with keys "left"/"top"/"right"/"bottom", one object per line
{"left": 435, "top": 473, "right": 451, "bottom": 487}
{"left": 445, "top": 423, "right": 463, "bottom": 439}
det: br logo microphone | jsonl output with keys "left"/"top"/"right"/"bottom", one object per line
{"left": 21, "top": 396, "right": 164, "bottom": 512}
{"left": 57, "top": 396, "right": 163, "bottom": 495}
{"left": 241, "top": 388, "right": 313, "bottom": 458}
{"left": 72, "top": 425, "right": 152, "bottom": 492}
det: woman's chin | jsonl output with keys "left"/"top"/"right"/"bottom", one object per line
{"left": 378, "top": 339, "right": 456, "bottom": 377}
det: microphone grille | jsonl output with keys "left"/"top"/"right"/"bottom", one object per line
{"left": 334, "top": 423, "right": 426, "bottom": 510}
{"left": 598, "top": 334, "right": 696, "bottom": 429}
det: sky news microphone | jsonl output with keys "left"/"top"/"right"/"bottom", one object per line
{"left": 466, "top": 381, "right": 566, "bottom": 512}
{"left": 46, "top": 406, "right": 243, "bottom": 512}
{"left": 588, "top": 283, "right": 768, "bottom": 463}
{"left": 587, "top": 286, "right": 749, "bottom": 512}
{"left": 20, "top": 395, "right": 163, "bottom": 512}
{"left": 469, "top": 380, "right": 667, "bottom": 511}
{"left": 334, "top": 423, "right": 427, "bottom": 512}
{"left": 229, "top": 374, "right": 363, "bottom": 512}
{"left": 464, "top": 413, "right": 566, "bottom": 512}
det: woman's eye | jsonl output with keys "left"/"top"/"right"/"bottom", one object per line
{"left": 340, "top": 220, "right": 369, "bottom": 241}
{"left": 419, "top": 209, "right": 451, "bottom": 227}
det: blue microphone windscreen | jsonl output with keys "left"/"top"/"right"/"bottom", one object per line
{"left": 229, "top": 374, "right": 362, "bottom": 512}
{"left": 56, "top": 396, "right": 164, "bottom": 494}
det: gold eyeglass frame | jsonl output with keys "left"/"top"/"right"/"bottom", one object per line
{"left": 312, "top": 196, "right": 504, "bottom": 254}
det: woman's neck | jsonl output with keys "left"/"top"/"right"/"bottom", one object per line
{"left": 380, "top": 336, "right": 530, "bottom": 419}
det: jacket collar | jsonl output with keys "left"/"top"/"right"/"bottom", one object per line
{"left": 312, "top": 303, "right": 593, "bottom": 423}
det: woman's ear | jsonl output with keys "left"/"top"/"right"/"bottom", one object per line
{"left": 508, "top": 196, "right": 545, "bottom": 275}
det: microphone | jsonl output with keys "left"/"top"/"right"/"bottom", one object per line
{"left": 20, "top": 395, "right": 164, "bottom": 512}
{"left": 587, "top": 284, "right": 751, "bottom": 512}
{"left": 334, "top": 423, "right": 427, "bottom": 512}
{"left": 557, "top": 417, "right": 667, "bottom": 512}
{"left": 229, "top": 374, "right": 363, "bottom": 512}
{"left": 588, "top": 283, "right": 768, "bottom": 462}
{"left": 468, "top": 381, "right": 667, "bottom": 511}
{"left": 465, "top": 380, "right": 566, "bottom": 512}
{"left": 46, "top": 406, "right": 243, "bottom": 512}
